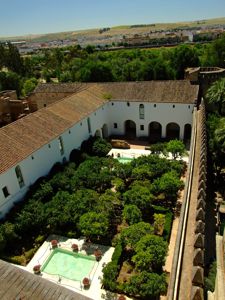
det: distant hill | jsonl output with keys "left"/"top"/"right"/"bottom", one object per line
{"left": 0, "top": 17, "right": 225, "bottom": 43}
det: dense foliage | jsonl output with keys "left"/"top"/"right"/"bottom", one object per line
{"left": 1, "top": 34, "right": 225, "bottom": 97}
{"left": 0, "top": 137, "right": 186, "bottom": 298}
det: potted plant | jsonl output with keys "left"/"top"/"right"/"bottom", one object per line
{"left": 71, "top": 243, "right": 79, "bottom": 252}
{"left": 33, "top": 264, "right": 41, "bottom": 275}
{"left": 118, "top": 295, "right": 126, "bottom": 300}
{"left": 82, "top": 277, "right": 90, "bottom": 289}
{"left": 51, "top": 239, "right": 58, "bottom": 249}
{"left": 94, "top": 248, "right": 102, "bottom": 261}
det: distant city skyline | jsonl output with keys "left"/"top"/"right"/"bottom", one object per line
{"left": 0, "top": 0, "right": 225, "bottom": 37}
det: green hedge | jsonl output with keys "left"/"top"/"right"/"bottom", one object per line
{"left": 102, "top": 242, "right": 123, "bottom": 291}
{"left": 163, "top": 212, "right": 173, "bottom": 241}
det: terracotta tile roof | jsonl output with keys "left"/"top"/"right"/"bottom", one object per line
{"left": 0, "top": 81, "right": 198, "bottom": 175}
{"left": 34, "top": 82, "right": 92, "bottom": 93}
{"left": 0, "top": 86, "right": 106, "bottom": 174}
{"left": 0, "top": 259, "right": 92, "bottom": 300}
{"left": 90, "top": 80, "right": 199, "bottom": 103}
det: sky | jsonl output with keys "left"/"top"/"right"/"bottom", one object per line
{"left": 0, "top": 0, "right": 225, "bottom": 37}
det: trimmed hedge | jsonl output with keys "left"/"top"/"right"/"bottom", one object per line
{"left": 163, "top": 212, "right": 173, "bottom": 241}
{"left": 102, "top": 242, "right": 123, "bottom": 291}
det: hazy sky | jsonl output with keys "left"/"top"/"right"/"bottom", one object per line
{"left": 1, "top": 0, "right": 225, "bottom": 37}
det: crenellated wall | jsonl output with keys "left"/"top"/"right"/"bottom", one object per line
{"left": 191, "top": 101, "right": 207, "bottom": 300}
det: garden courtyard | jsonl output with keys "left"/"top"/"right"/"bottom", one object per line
{"left": 0, "top": 137, "right": 189, "bottom": 299}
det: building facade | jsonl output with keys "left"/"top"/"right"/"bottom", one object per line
{"left": 0, "top": 81, "right": 199, "bottom": 217}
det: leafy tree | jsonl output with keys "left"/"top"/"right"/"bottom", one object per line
{"left": 79, "top": 211, "right": 109, "bottom": 240}
{"left": 22, "top": 77, "right": 38, "bottom": 95}
{"left": 92, "top": 137, "right": 112, "bottom": 157}
{"left": 206, "top": 78, "right": 225, "bottom": 115}
{"left": 5, "top": 42, "right": 24, "bottom": 74}
{"left": 166, "top": 139, "right": 186, "bottom": 159}
{"left": 131, "top": 165, "right": 152, "bottom": 180}
{"left": 111, "top": 177, "right": 125, "bottom": 193}
{"left": 123, "top": 184, "right": 154, "bottom": 210}
{"left": 122, "top": 204, "right": 142, "bottom": 225}
{"left": 120, "top": 222, "right": 154, "bottom": 249}
{"left": 0, "top": 71, "right": 22, "bottom": 96}
{"left": 151, "top": 171, "right": 184, "bottom": 200}
{"left": 132, "top": 234, "right": 168, "bottom": 271}
{"left": 210, "top": 34, "right": 225, "bottom": 67}
{"left": 150, "top": 143, "right": 167, "bottom": 155}
{"left": 96, "top": 190, "right": 121, "bottom": 220}
{"left": 207, "top": 114, "right": 225, "bottom": 175}
{"left": 172, "top": 45, "right": 199, "bottom": 79}
{"left": 124, "top": 271, "right": 167, "bottom": 298}
{"left": 153, "top": 213, "right": 166, "bottom": 235}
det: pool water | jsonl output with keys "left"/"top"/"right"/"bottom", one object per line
{"left": 41, "top": 248, "right": 96, "bottom": 281}
{"left": 117, "top": 157, "right": 133, "bottom": 164}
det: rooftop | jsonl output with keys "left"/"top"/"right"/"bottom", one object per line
{"left": 0, "top": 81, "right": 198, "bottom": 175}
{"left": 0, "top": 259, "right": 92, "bottom": 300}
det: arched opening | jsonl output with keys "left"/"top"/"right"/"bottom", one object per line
{"left": 102, "top": 124, "right": 108, "bottom": 138}
{"left": 184, "top": 124, "right": 192, "bottom": 140}
{"left": 166, "top": 123, "right": 180, "bottom": 140}
{"left": 149, "top": 122, "right": 162, "bottom": 142}
{"left": 95, "top": 129, "right": 102, "bottom": 138}
{"left": 125, "top": 120, "right": 136, "bottom": 138}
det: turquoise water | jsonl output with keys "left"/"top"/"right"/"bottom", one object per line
{"left": 41, "top": 248, "right": 96, "bottom": 281}
{"left": 117, "top": 157, "right": 133, "bottom": 164}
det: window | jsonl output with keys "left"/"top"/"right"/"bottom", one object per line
{"left": 111, "top": 102, "right": 114, "bottom": 106}
{"left": 139, "top": 104, "right": 144, "bottom": 119}
{"left": 140, "top": 125, "right": 144, "bottom": 131}
{"left": 80, "top": 122, "right": 82, "bottom": 126}
{"left": 87, "top": 117, "right": 91, "bottom": 133}
{"left": 44, "top": 103, "right": 47, "bottom": 107}
{"left": 15, "top": 166, "right": 25, "bottom": 188}
{"left": 58, "top": 136, "right": 64, "bottom": 155}
{"left": 154, "top": 104, "right": 157, "bottom": 108}
{"left": 188, "top": 105, "right": 190, "bottom": 109}
{"left": 173, "top": 105, "right": 175, "bottom": 108}
{"left": 127, "top": 102, "right": 130, "bottom": 107}
{"left": 48, "top": 144, "right": 51, "bottom": 148}
{"left": 31, "top": 155, "right": 34, "bottom": 160}
{"left": 114, "top": 123, "right": 118, "bottom": 129}
{"left": 2, "top": 186, "right": 10, "bottom": 198}
{"left": 69, "top": 130, "right": 71, "bottom": 134}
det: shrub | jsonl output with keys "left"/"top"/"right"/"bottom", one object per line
{"left": 24, "top": 248, "right": 36, "bottom": 262}
{"left": 34, "top": 234, "right": 45, "bottom": 245}
{"left": 163, "top": 212, "right": 173, "bottom": 241}
{"left": 102, "top": 243, "right": 123, "bottom": 291}
{"left": 7, "top": 255, "right": 26, "bottom": 265}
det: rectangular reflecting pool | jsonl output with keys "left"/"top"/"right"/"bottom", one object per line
{"left": 117, "top": 157, "right": 133, "bottom": 164}
{"left": 41, "top": 248, "right": 96, "bottom": 281}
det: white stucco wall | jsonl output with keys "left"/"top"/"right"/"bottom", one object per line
{"left": 0, "top": 101, "right": 194, "bottom": 217}
{"left": 108, "top": 101, "right": 194, "bottom": 139}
